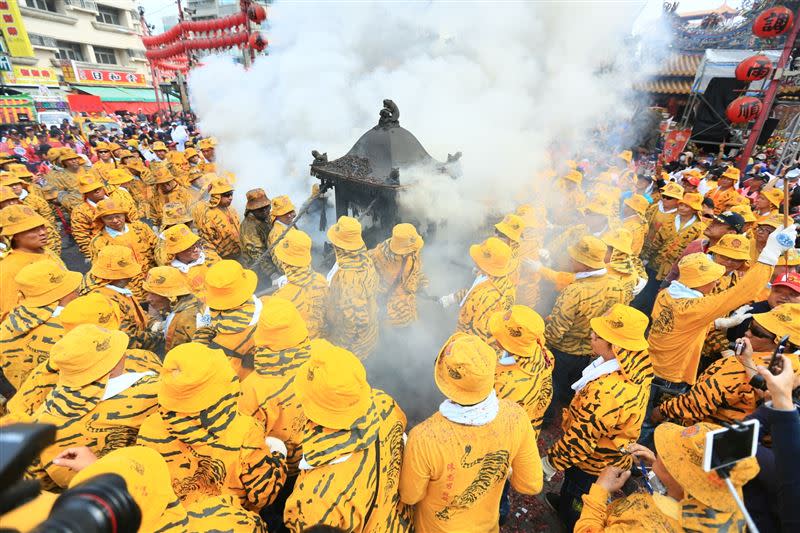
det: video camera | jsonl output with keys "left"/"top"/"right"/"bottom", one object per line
{"left": 0, "top": 423, "right": 141, "bottom": 533}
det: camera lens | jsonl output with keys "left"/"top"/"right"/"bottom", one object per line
{"left": 31, "top": 473, "right": 141, "bottom": 533}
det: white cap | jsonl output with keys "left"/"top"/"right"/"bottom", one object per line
{"left": 786, "top": 169, "right": 800, "bottom": 179}
{"left": 756, "top": 153, "right": 767, "bottom": 160}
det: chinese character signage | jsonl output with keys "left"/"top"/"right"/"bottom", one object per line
{"left": 0, "top": 0, "right": 35, "bottom": 58}
{"left": 64, "top": 65, "right": 147, "bottom": 87}
{"left": 4, "top": 65, "right": 59, "bottom": 86}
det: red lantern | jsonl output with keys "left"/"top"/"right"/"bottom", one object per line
{"left": 248, "top": 4, "right": 267, "bottom": 23}
{"left": 753, "top": 6, "right": 794, "bottom": 38}
{"left": 248, "top": 32, "right": 268, "bottom": 51}
{"left": 735, "top": 54, "right": 773, "bottom": 81}
{"left": 726, "top": 96, "right": 762, "bottom": 123}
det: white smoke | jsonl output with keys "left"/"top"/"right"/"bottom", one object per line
{"left": 188, "top": 0, "right": 670, "bottom": 231}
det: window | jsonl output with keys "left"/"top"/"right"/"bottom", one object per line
{"left": 94, "top": 46, "right": 117, "bottom": 65}
{"left": 29, "top": 33, "right": 58, "bottom": 48}
{"left": 128, "top": 49, "right": 146, "bottom": 60}
{"left": 25, "top": 0, "right": 57, "bottom": 12}
{"left": 96, "top": 5, "right": 120, "bottom": 25}
{"left": 55, "top": 40, "right": 84, "bottom": 62}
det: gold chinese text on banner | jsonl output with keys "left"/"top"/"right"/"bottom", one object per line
{"left": 0, "top": 0, "right": 35, "bottom": 58}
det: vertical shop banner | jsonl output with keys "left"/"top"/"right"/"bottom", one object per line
{"left": 0, "top": 0, "right": 35, "bottom": 57}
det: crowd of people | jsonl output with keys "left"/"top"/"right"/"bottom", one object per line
{"left": 0, "top": 120, "right": 798, "bottom": 533}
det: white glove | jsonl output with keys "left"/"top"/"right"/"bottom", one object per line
{"left": 758, "top": 224, "right": 798, "bottom": 266}
{"left": 272, "top": 275, "right": 288, "bottom": 289}
{"left": 523, "top": 258, "right": 542, "bottom": 273}
{"left": 326, "top": 262, "right": 339, "bottom": 284}
{"left": 195, "top": 311, "right": 212, "bottom": 329}
{"left": 633, "top": 277, "right": 648, "bottom": 296}
{"left": 150, "top": 320, "right": 165, "bottom": 333}
{"left": 538, "top": 249, "right": 551, "bottom": 263}
{"left": 542, "top": 455, "right": 558, "bottom": 482}
{"left": 265, "top": 436, "right": 287, "bottom": 457}
{"left": 439, "top": 293, "right": 457, "bottom": 308}
{"left": 714, "top": 304, "right": 753, "bottom": 330}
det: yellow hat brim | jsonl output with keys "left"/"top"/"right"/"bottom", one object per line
{"left": 205, "top": 268, "right": 257, "bottom": 310}
{"left": 56, "top": 330, "right": 128, "bottom": 388}
{"left": 589, "top": 315, "right": 649, "bottom": 351}
{"left": 21, "top": 271, "right": 82, "bottom": 308}
{"left": 469, "top": 244, "right": 512, "bottom": 277}
{"left": 433, "top": 333, "right": 494, "bottom": 405}
{"left": 293, "top": 364, "right": 372, "bottom": 430}
{"left": 327, "top": 225, "right": 364, "bottom": 251}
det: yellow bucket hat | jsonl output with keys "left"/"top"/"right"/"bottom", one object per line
{"left": 661, "top": 182, "right": 684, "bottom": 200}
{"left": 47, "top": 147, "right": 65, "bottom": 162}
{"left": 655, "top": 422, "right": 759, "bottom": 512}
{"left": 719, "top": 166, "right": 741, "bottom": 182}
{"left": 489, "top": 305, "right": 545, "bottom": 357}
{"left": 184, "top": 147, "right": 200, "bottom": 160}
{"left": 328, "top": 215, "right": 365, "bottom": 251}
{"left": 584, "top": 197, "right": 613, "bottom": 217}
{"left": 162, "top": 203, "right": 193, "bottom": 227}
{"left": 60, "top": 292, "right": 122, "bottom": 331}
{"left": 152, "top": 141, "right": 168, "bottom": 152}
{"left": 494, "top": 214, "right": 524, "bottom": 243}
{"left": 730, "top": 204, "right": 756, "bottom": 223}
{"left": 709, "top": 234, "right": 751, "bottom": 261}
{"left": 601, "top": 227, "right": 633, "bottom": 256}
{"left": 757, "top": 215, "right": 783, "bottom": 230}
{"left": 778, "top": 248, "right": 800, "bottom": 267}
{"left": 197, "top": 138, "right": 217, "bottom": 150}
{"left": 275, "top": 229, "right": 312, "bottom": 268}
{"left": 8, "top": 164, "right": 31, "bottom": 178}
{"left": 51, "top": 324, "right": 128, "bottom": 388}
{"left": 159, "top": 343, "right": 234, "bottom": 413}
{"left": 117, "top": 149, "right": 135, "bottom": 160}
{"left": 0, "top": 173, "right": 23, "bottom": 187}
{"left": 254, "top": 296, "right": 309, "bottom": 350}
{"left": 105, "top": 168, "right": 134, "bottom": 186}
{"left": 152, "top": 168, "right": 175, "bottom": 184}
{"left": 245, "top": 188, "right": 270, "bottom": 210}
{"left": 563, "top": 169, "right": 583, "bottom": 185}
{"left": 760, "top": 188, "right": 784, "bottom": 208}
{"left": 208, "top": 175, "right": 233, "bottom": 195}
{"left": 58, "top": 150, "right": 82, "bottom": 164}
{"left": 90, "top": 245, "right": 142, "bottom": 280}
{"left": 434, "top": 333, "right": 497, "bottom": 405}
{"left": 163, "top": 224, "right": 200, "bottom": 255}
{"left": 294, "top": 339, "right": 372, "bottom": 430}
{"left": 678, "top": 253, "right": 726, "bottom": 288}
{"left": 590, "top": 303, "right": 649, "bottom": 351}
{"left": 389, "top": 223, "right": 424, "bottom": 255}
{"left": 0, "top": 204, "right": 46, "bottom": 236}
{"left": 752, "top": 303, "right": 800, "bottom": 345}
{"left": 204, "top": 259, "right": 257, "bottom": 310}
{"left": 568, "top": 235, "right": 608, "bottom": 270}
{"left": 470, "top": 237, "right": 513, "bottom": 277}
{"left": 271, "top": 195, "right": 295, "bottom": 218}
{"left": 515, "top": 204, "right": 547, "bottom": 228}
{"left": 69, "top": 446, "right": 175, "bottom": 533}
{"left": 15, "top": 260, "right": 82, "bottom": 308}
{"left": 77, "top": 175, "right": 104, "bottom": 194}
{"left": 94, "top": 197, "right": 128, "bottom": 220}
{"left": 94, "top": 141, "right": 110, "bottom": 151}
{"left": 0, "top": 185, "right": 18, "bottom": 203}
{"left": 679, "top": 192, "right": 703, "bottom": 212}
{"left": 108, "top": 142, "right": 122, "bottom": 152}
{"left": 142, "top": 266, "right": 192, "bottom": 299}
{"left": 617, "top": 150, "right": 633, "bottom": 163}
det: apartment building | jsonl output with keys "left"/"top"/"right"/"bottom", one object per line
{"left": 0, "top": 0, "right": 162, "bottom": 111}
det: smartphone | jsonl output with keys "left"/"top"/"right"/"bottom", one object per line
{"left": 703, "top": 419, "right": 760, "bottom": 472}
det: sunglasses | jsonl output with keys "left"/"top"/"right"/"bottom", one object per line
{"left": 221, "top": 192, "right": 233, "bottom": 198}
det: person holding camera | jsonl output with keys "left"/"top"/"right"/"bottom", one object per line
{"left": 574, "top": 422, "right": 759, "bottom": 532}
{"left": 652, "top": 303, "right": 800, "bottom": 426}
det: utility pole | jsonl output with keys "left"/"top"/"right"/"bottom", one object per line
{"left": 139, "top": 6, "right": 163, "bottom": 116}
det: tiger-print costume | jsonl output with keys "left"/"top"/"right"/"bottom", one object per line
{"left": 193, "top": 296, "right": 266, "bottom": 374}
{"left": 575, "top": 484, "right": 681, "bottom": 532}
{"left": 239, "top": 212, "right": 273, "bottom": 275}
{"left": 284, "top": 390, "right": 412, "bottom": 533}
{"left": 456, "top": 275, "right": 515, "bottom": 344}
{"left": 544, "top": 273, "right": 626, "bottom": 356}
{"left": 137, "top": 376, "right": 287, "bottom": 511}
{"left": 183, "top": 494, "right": 268, "bottom": 532}
{"left": 28, "top": 373, "right": 159, "bottom": 490}
{"left": 494, "top": 343, "right": 554, "bottom": 438}
{"left": 326, "top": 246, "right": 380, "bottom": 359}
{"left": 239, "top": 341, "right": 312, "bottom": 475}
{"left": 549, "top": 348, "right": 652, "bottom": 475}
{"left": 369, "top": 240, "right": 428, "bottom": 327}
{"left": 86, "top": 281, "right": 159, "bottom": 351}
{"left": 650, "top": 217, "right": 707, "bottom": 280}
{"left": 194, "top": 200, "right": 242, "bottom": 259}
{"left": 274, "top": 264, "right": 329, "bottom": 339}
{"left": 658, "top": 352, "right": 800, "bottom": 426}
{"left": 89, "top": 221, "right": 157, "bottom": 301}
{"left": 0, "top": 304, "right": 65, "bottom": 391}
{"left": 399, "top": 399, "right": 542, "bottom": 533}
{"left": 21, "top": 192, "right": 61, "bottom": 252}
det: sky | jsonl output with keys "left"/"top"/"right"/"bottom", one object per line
{"left": 137, "top": 0, "right": 744, "bottom": 34}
